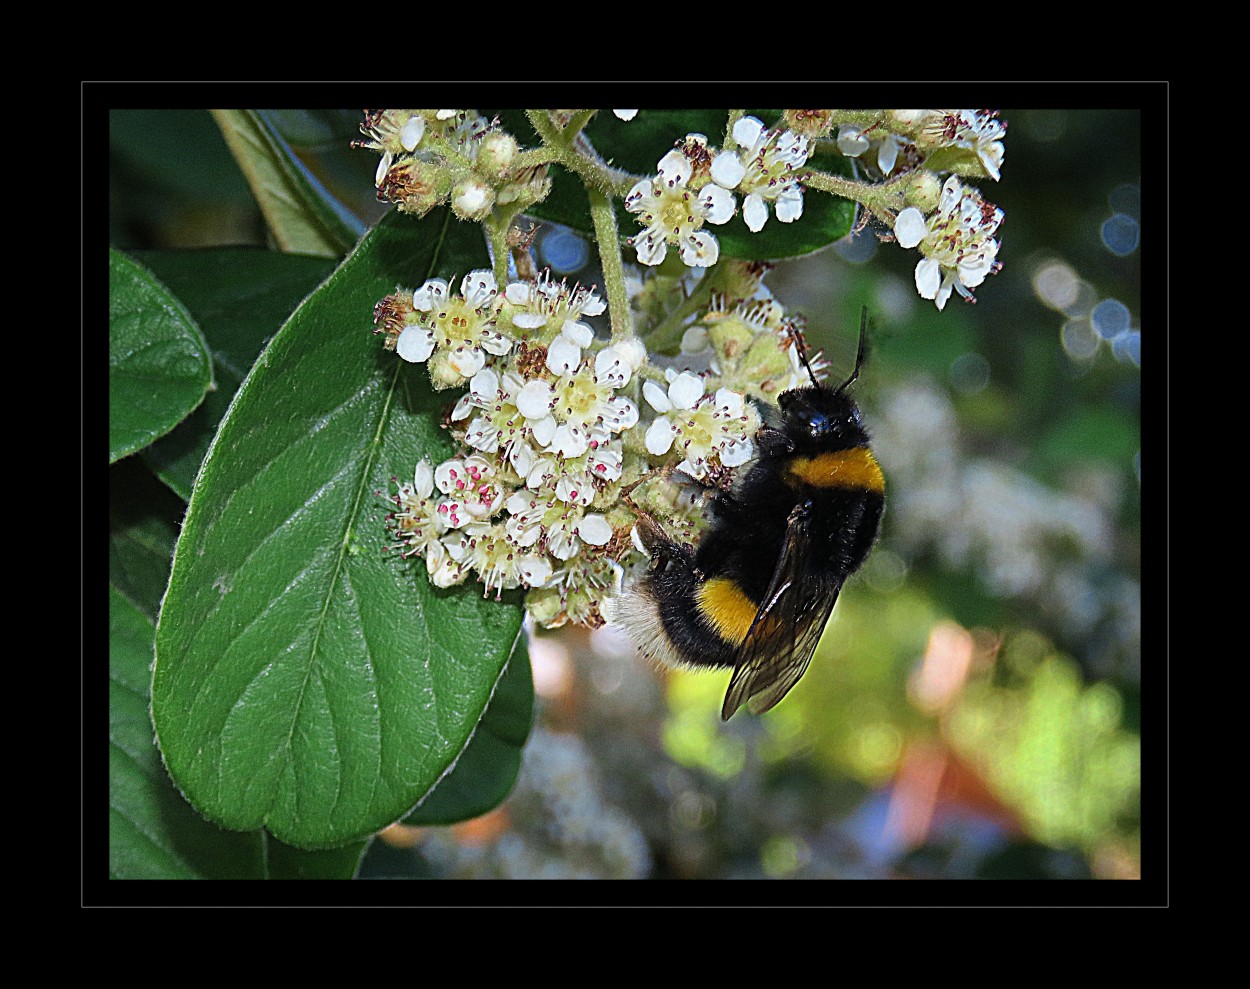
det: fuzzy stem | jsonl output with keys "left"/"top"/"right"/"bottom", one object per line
{"left": 805, "top": 168, "right": 908, "bottom": 225}
{"left": 586, "top": 184, "right": 633, "bottom": 341}
{"left": 484, "top": 214, "right": 510, "bottom": 288}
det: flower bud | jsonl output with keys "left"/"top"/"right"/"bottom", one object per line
{"left": 451, "top": 175, "right": 496, "bottom": 221}
{"left": 904, "top": 170, "right": 943, "bottom": 214}
{"left": 476, "top": 131, "right": 518, "bottom": 180}
{"left": 379, "top": 159, "right": 452, "bottom": 217}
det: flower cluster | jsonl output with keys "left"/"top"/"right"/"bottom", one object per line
{"left": 367, "top": 108, "right": 1010, "bottom": 629}
{"left": 615, "top": 109, "right": 1005, "bottom": 310}
{"left": 894, "top": 176, "right": 1004, "bottom": 311}
{"left": 356, "top": 109, "right": 549, "bottom": 221}
{"left": 382, "top": 259, "right": 815, "bottom": 629}
{"left": 624, "top": 116, "right": 811, "bottom": 269}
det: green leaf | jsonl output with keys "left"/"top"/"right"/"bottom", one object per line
{"left": 108, "top": 459, "right": 184, "bottom": 621}
{"left": 134, "top": 248, "right": 337, "bottom": 500}
{"left": 110, "top": 584, "right": 266, "bottom": 879}
{"left": 405, "top": 630, "right": 532, "bottom": 825}
{"left": 152, "top": 208, "right": 525, "bottom": 850}
{"left": 109, "top": 109, "right": 254, "bottom": 204}
{"left": 109, "top": 249, "right": 214, "bottom": 464}
{"left": 264, "top": 834, "right": 368, "bottom": 879}
{"left": 211, "top": 109, "right": 363, "bottom": 259}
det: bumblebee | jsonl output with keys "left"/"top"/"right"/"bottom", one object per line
{"left": 618, "top": 317, "right": 884, "bottom": 719}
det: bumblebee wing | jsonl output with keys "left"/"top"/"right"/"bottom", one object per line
{"left": 720, "top": 505, "right": 841, "bottom": 720}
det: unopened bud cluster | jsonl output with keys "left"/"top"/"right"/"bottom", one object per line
{"left": 356, "top": 110, "right": 549, "bottom": 222}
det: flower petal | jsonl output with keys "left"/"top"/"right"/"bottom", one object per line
{"left": 701, "top": 184, "right": 736, "bottom": 225}
{"left": 634, "top": 234, "right": 667, "bottom": 267}
{"left": 720, "top": 437, "right": 754, "bottom": 467}
{"left": 519, "top": 555, "right": 553, "bottom": 586}
{"left": 914, "top": 257, "right": 942, "bottom": 300}
{"left": 732, "top": 115, "right": 765, "bottom": 148}
{"left": 551, "top": 423, "right": 589, "bottom": 458}
{"left": 668, "top": 372, "right": 704, "bottom": 410}
{"left": 657, "top": 150, "right": 691, "bottom": 187}
{"left": 743, "top": 194, "right": 768, "bottom": 233}
{"left": 895, "top": 208, "right": 928, "bottom": 249}
{"left": 774, "top": 186, "right": 804, "bottom": 224}
{"left": 530, "top": 414, "right": 557, "bottom": 448}
{"left": 645, "top": 416, "right": 676, "bottom": 455}
{"left": 710, "top": 151, "right": 746, "bottom": 189}
{"left": 517, "top": 380, "right": 555, "bottom": 419}
{"left": 460, "top": 270, "right": 498, "bottom": 307}
{"left": 680, "top": 231, "right": 719, "bottom": 267}
{"left": 413, "top": 458, "right": 434, "bottom": 498}
{"left": 643, "top": 379, "right": 671, "bottom": 413}
{"left": 562, "top": 319, "right": 594, "bottom": 349}
{"left": 447, "top": 346, "right": 485, "bottom": 378}
{"left": 546, "top": 335, "right": 582, "bottom": 375}
{"left": 480, "top": 331, "right": 512, "bottom": 356}
{"left": 576, "top": 514, "right": 613, "bottom": 546}
{"left": 396, "top": 326, "right": 435, "bottom": 363}
{"left": 400, "top": 115, "right": 424, "bottom": 152}
{"left": 412, "top": 278, "right": 447, "bottom": 311}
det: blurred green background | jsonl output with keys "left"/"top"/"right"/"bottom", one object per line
{"left": 109, "top": 106, "right": 1147, "bottom": 882}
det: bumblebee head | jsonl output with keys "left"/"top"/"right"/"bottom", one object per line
{"left": 778, "top": 384, "right": 866, "bottom": 449}
{"left": 777, "top": 308, "right": 870, "bottom": 449}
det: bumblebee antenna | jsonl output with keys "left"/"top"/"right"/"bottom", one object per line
{"left": 783, "top": 319, "right": 821, "bottom": 388}
{"left": 837, "top": 307, "right": 869, "bottom": 393}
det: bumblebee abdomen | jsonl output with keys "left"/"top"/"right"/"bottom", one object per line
{"left": 652, "top": 570, "right": 750, "bottom": 670}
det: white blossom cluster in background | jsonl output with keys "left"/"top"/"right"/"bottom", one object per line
{"left": 871, "top": 378, "right": 1140, "bottom": 679}
{"left": 378, "top": 261, "right": 811, "bottom": 629}
{"left": 412, "top": 729, "right": 652, "bottom": 879}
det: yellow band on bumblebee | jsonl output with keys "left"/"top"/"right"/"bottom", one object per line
{"left": 695, "top": 577, "right": 761, "bottom": 645}
{"left": 784, "top": 447, "right": 884, "bottom": 493}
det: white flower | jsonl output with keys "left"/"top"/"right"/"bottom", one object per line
{"left": 390, "top": 459, "right": 478, "bottom": 586}
{"left": 905, "top": 109, "right": 1006, "bottom": 181}
{"left": 709, "top": 116, "right": 810, "bottom": 232}
{"left": 434, "top": 455, "right": 505, "bottom": 519}
{"left": 836, "top": 124, "right": 902, "bottom": 176}
{"left": 545, "top": 348, "right": 641, "bottom": 439}
{"left": 613, "top": 109, "right": 639, "bottom": 121}
{"left": 503, "top": 491, "right": 612, "bottom": 562}
{"left": 355, "top": 110, "right": 426, "bottom": 186}
{"left": 625, "top": 148, "right": 735, "bottom": 268}
{"left": 454, "top": 366, "right": 548, "bottom": 477}
{"left": 502, "top": 274, "right": 606, "bottom": 350}
{"left": 895, "top": 176, "right": 1003, "bottom": 310}
{"left": 460, "top": 523, "right": 528, "bottom": 599}
{"left": 957, "top": 109, "right": 1006, "bottom": 181}
{"left": 391, "top": 459, "right": 445, "bottom": 548}
{"left": 643, "top": 372, "right": 756, "bottom": 478}
{"left": 404, "top": 270, "right": 512, "bottom": 386}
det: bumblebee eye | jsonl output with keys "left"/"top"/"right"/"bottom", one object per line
{"left": 807, "top": 413, "right": 830, "bottom": 438}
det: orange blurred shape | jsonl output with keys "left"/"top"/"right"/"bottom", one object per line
{"left": 909, "top": 620, "right": 974, "bottom": 713}
{"left": 452, "top": 807, "right": 512, "bottom": 846}
{"left": 884, "top": 740, "right": 1021, "bottom": 850}
{"left": 377, "top": 822, "right": 423, "bottom": 849}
